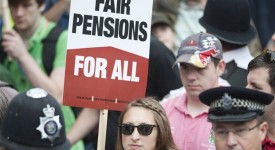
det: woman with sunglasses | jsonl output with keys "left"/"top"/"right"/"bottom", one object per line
{"left": 116, "top": 97, "right": 178, "bottom": 150}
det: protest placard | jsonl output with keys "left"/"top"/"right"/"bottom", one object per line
{"left": 63, "top": 0, "right": 153, "bottom": 111}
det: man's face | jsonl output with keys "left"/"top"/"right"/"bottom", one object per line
{"left": 179, "top": 60, "right": 224, "bottom": 97}
{"left": 246, "top": 67, "right": 272, "bottom": 94}
{"left": 9, "top": 0, "right": 42, "bottom": 31}
{"left": 212, "top": 120, "right": 267, "bottom": 150}
{"left": 152, "top": 24, "right": 175, "bottom": 51}
{"left": 246, "top": 67, "right": 275, "bottom": 124}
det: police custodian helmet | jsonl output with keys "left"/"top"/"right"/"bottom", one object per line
{"left": 0, "top": 88, "right": 70, "bottom": 150}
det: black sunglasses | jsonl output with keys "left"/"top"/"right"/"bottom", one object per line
{"left": 119, "top": 124, "right": 158, "bottom": 136}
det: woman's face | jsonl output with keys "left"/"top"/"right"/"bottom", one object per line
{"left": 121, "top": 107, "right": 158, "bottom": 150}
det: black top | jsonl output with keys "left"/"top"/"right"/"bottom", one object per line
{"left": 146, "top": 35, "right": 182, "bottom": 100}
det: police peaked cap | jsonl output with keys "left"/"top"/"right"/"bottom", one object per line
{"left": 199, "top": 86, "right": 274, "bottom": 122}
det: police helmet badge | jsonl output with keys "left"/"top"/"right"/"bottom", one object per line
{"left": 36, "top": 104, "right": 62, "bottom": 143}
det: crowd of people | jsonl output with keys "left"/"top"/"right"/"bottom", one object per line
{"left": 0, "top": 0, "right": 275, "bottom": 150}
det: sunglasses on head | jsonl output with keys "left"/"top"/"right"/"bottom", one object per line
{"left": 263, "top": 49, "right": 275, "bottom": 62}
{"left": 119, "top": 124, "right": 158, "bottom": 136}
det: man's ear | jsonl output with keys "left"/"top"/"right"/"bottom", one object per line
{"left": 259, "top": 121, "right": 268, "bottom": 141}
{"left": 216, "top": 59, "right": 225, "bottom": 77}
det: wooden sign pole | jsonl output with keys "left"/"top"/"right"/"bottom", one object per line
{"left": 2, "top": 0, "right": 12, "bottom": 61}
{"left": 97, "top": 109, "right": 109, "bottom": 150}
{"left": 2, "top": 0, "right": 11, "bottom": 30}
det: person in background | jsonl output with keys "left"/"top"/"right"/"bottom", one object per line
{"left": 161, "top": 32, "right": 225, "bottom": 150}
{"left": 246, "top": 49, "right": 275, "bottom": 150}
{"left": 151, "top": 11, "right": 177, "bottom": 54}
{"left": 116, "top": 97, "right": 178, "bottom": 150}
{"left": 199, "top": 0, "right": 257, "bottom": 87}
{"left": 146, "top": 35, "right": 182, "bottom": 100}
{"left": 153, "top": 0, "right": 179, "bottom": 29}
{"left": 248, "top": 0, "right": 275, "bottom": 49}
{"left": 174, "top": 0, "right": 206, "bottom": 48}
{"left": 199, "top": 86, "right": 273, "bottom": 150}
{"left": 153, "top": 0, "right": 207, "bottom": 53}
{"left": 0, "top": 88, "right": 71, "bottom": 150}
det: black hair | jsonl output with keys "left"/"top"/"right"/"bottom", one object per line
{"left": 9, "top": 0, "right": 45, "bottom": 7}
{"left": 248, "top": 49, "right": 275, "bottom": 93}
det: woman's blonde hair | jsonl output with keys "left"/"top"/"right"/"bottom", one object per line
{"left": 115, "top": 97, "right": 178, "bottom": 150}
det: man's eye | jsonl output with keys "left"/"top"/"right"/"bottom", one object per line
{"left": 234, "top": 129, "right": 247, "bottom": 135}
{"left": 180, "top": 64, "right": 187, "bottom": 69}
{"left": 216, "top": 130, "right": 227, "bottom": 135}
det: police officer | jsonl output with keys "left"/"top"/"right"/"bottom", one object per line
{"left": 199, "top": 86, "right": 274, "bottom": 150}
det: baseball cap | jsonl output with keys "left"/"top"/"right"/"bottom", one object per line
{"left": 174, "top": 32, "right": 223, "bottom": 68}
{"left": 0, "top": 88, "right": 71, "bottom": 150}
{"left": 199, "top": 86, "right": 274, "bottom": 123}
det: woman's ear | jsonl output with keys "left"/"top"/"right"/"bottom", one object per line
{"left": 259, "top": 121, "right": 268, "bottom": 141}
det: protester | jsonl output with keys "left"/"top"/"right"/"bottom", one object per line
{"left": 199, "top": 86, "right": 273, "bottom": 150}
{"left": 151, "top": 11, "right": 177, "bottom": 54}
{"left": 199, "top": 0, "right": 257, "bottom": 87}
{"left": 0, "top": 0, "right": 83, "bottom": 149}
{"left": 0, "top": 88, "right": 71, "bottom": 150}
{"left": 246, "top": 49, "right": 275, "bottom": 150}
{"left": 161, "top": 32, "right": 225, "bottom": 150}
{"left": 116, "top": 97, "right": 178, "bottom": 150}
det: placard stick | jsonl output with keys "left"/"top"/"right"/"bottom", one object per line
{"left": 97, "top": 109, "right": 109, "bottom": 150}
{"left": 2, "top": 0, "right": 11, "bottom": 30}
{"left": 2, "top": 0, "right": 12, "bottom": 61}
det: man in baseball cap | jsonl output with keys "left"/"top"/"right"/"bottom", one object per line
{"left": 161, "top": 32, "right": 225, "bottom": 150}
{"left": 0, "top": 88, "right": 71, "bottom": 150}
{"left": 199, "top": 86, "right": 274, "bottom": 150}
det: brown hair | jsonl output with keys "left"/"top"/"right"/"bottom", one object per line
{"left": 115, "top": 97, "right": 178, "bottom": 150}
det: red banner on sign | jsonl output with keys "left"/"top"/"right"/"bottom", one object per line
{"left": 63, "top": 47, "right": 148, "bottom": 111}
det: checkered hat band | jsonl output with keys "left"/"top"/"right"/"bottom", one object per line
{"left": 210, "top": 98, "right": 265, "bottom": 111}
